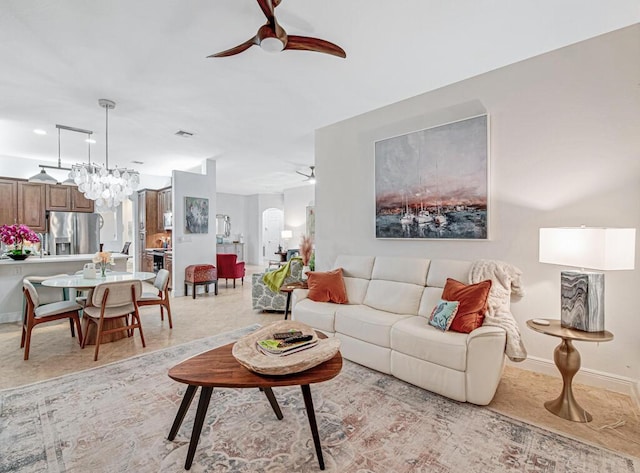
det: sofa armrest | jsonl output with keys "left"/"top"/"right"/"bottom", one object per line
{"left": 465, "top": 325, "right": 506, "bottom": 343}
{"left": 465, "top": 325, "right": 506, "bottom": 405}
{"left": 291, "top": 288, "right": 309, "bottom": 308}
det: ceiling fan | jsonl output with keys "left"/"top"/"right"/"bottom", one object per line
{"left": 296, "top": 166, "right": 316, "bottom": 183}
{"left": 208, "top": 0, "right": 346, "bottom": 59}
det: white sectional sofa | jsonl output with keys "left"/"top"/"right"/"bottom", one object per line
{"left": 291, "top": 255, "right": 508, "bottom": 405}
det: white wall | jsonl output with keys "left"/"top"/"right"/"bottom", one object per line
{"left": 216, "top": 192, "right": 248, "bottom": 242}
{"left": 315, "top": 26, "right": 640, "bottom": 389}
{"left": 243, "top": 194, "right": 284, "bottom": 265}
{"left": 283, "top": 184, "right": 315, "bottom": 249}
{"left": 172, "top": 159, "right": 217, "bottom": 296}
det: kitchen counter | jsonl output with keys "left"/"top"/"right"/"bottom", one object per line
{"left": 0, "top": 253, "right": 130, "bottom": 265}
{"left": 0, "top": 254, "right": 129, "bottom": 324}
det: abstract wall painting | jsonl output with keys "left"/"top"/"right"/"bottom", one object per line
{"left": 185, "top": 197, "right": 209, "bottom": 234}
{"left": 375, "top": 115, "right": 489, "bottom": 240}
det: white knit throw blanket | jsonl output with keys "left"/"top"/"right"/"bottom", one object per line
{"left": 469, "top": 259, "right": 527, "bottom": 362}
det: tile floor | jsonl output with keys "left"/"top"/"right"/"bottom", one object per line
{"left": 0, "top": 265, "right": 638, "bottom": 458}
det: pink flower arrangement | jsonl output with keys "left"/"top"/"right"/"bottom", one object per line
{"left": 0, "top": 224, "right": 40, "bottom": 254}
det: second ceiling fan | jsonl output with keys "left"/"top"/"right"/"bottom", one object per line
{"left": 209, "top": 0, "right": 346, "bottom": 59}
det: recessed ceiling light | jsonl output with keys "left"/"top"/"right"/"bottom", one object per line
{"left": 33, "top": 129, "right": 47, "bottom": 135}
{"left": 85, "top": 138, "right": 96, "bottom": 144}
{"left": 131, "top": 160, "right": 144, "bottom": 165}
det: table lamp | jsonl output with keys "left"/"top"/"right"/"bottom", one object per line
{"left": 539, "top": 227, "right": 635, "bottom": 332}
{"left": 281, "top": 230, "right": 293, "bottom": 249}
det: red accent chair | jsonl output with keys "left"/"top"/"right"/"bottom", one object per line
{"left": 216, "top": 253, "right": 246, "bottom": 288}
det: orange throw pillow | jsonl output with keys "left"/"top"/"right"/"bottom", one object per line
{"left": 307, "top": 268, "right": 348, "bottom": 304}
{"left": 441, "top": 278, "right": 492, "bottom": 333}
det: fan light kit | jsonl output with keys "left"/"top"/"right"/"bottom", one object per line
{"left": 209, "top": 0, "right": 346, "bottom": 59}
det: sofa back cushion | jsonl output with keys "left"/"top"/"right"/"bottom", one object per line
{"left": 426, "top": 259, "right": 473, "bottom": 288}
{"left": 334, "top": 255, "right": 375, "bottom": 305}
{"left": 361, "top": 257, "right": 430, "bottom": 315}
{"left": 334, "top": 255, "right": 375, "bottom": 279}
{"left": 418, "top": 287, "right": 445, "bottom": 318}
{"left": 343, "top": 277, "right": 369, "bottom": 305}
{"left": 364, "top": 280, "right": 424, "bottom": 315}
{"left": 371, "top": 257, "right": 430, "bottom": 285}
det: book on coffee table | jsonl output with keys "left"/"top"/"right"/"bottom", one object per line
{"left": 257, "top": 337, "right": 318, "bottom": 356}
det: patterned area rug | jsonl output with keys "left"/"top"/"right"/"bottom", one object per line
{"left": 1, "top": 325, "right": 637, "bottom": 473}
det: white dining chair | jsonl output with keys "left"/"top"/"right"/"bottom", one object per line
{"left": 21, "top": 279, "right": 83, "bottom": 360}
{"left": 138, "top": 269, "right": 173, "bottom": 328}
{"left": 23, "top": 273, "right": 79, "bottom": 338}
{"left": 81, "top": 280, "right": 145, "bottom": 361}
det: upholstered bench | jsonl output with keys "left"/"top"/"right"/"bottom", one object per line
{"left": 184, "top": 264, "right": 218, "bottom": 299}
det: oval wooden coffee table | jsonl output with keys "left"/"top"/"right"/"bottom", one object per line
{"left": 167, "top": 333, "right": 342, "bottom": 470}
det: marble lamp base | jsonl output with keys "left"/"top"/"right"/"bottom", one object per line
{"left": 560, "top": 270, "right": 604, "bottom": 332}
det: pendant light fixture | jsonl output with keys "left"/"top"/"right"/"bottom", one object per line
{"left": 28, "top": 125, "right": 80, "bottom": 184}
{"left": 69, "top": 99, "right": 140, "bottom": 211}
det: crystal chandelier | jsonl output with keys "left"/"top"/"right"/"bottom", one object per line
{"left": 69, "top": 99, "right": 140, "bottom": 212}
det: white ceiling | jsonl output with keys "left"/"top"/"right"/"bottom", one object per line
{"left": 1, "top": 1, "right": 637, "bottom": 194}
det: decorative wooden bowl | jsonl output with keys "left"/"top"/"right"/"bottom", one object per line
{"left": 232, "top": 320, "right": 341, "bottom": 375}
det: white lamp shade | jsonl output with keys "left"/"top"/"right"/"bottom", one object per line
{"left": 281, "top": 230, "right": 293, "bottom": 239}
{"left": 539, "top": 227, "right": 636, "bottom": 270}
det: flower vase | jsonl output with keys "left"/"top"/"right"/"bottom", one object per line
{"left": 302, "top": 265, "right": 310, "bottom": 281}
{"left": 100, "top": 264, "right": 107, "bottom": 278}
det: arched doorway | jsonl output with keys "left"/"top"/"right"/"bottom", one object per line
{"left": 262, "top": 208, "right": 283, "bottom": 265}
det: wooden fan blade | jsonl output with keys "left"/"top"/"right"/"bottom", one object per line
{"left": 256, "top": 0, "right": 275, "bottom": 20}
{"left": 285, "top": 35, "right": 346, "bottom": 58}
{"left": 208, "top": 37, "right": 258, "bottom": 58}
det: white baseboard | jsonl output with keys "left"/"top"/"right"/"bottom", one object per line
{"left": 631, "top": 380, "right": 640, "bottom": 409}
{"left": 508, "top": 356, "right": 640, "bottom": 408}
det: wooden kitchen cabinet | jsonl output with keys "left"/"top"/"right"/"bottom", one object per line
{"left": 46, "top": 185, "right": 72, "bottom": 211}
{"left": 157, "top": 187, "right": 172, "bottom": 231}
{"left": 164, "top": 252, "right": 172, "bottom": 288}
{"left": 138, "top": 189, "right": 158, "bottom": 233}
{"left": 143, "top": 252, "right": 154, "bottom": 273}
{"left": 0, "top": 178, "right": 18, "bottom": 226}
{"left": 17, "top": 182, "right": 46, "bottom": 231}
{"left": 45, "top": 184, "right": 94, "bottom": 213}
{"left": 71, "top": 187, "right": 94, "bottom": 212}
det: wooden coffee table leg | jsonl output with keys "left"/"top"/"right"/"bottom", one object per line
{"left": 168, "top": 385, "right": 198, "bottom": 441}
{"left": 262, "top": 387, "right": 283, "bottom": 420}
{"left": 185, "top": 386, "right": 213, "bottom": 470}
{"left": 300, "top": 384, "right": 325, "bottom": 470}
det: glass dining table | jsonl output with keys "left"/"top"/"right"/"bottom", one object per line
{"left": 41, "top": 271, "right": 157, "bottom": 345}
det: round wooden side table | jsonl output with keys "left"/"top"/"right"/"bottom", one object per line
{"left": 280, "top": 281, "right": 308, "bottom": 320}
{"left": 526, "top": 318, "right": 613, "bottom": 423}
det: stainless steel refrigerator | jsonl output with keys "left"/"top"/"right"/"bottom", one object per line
{"left": 48, "top": 212, "right": 102, "bottom": 255}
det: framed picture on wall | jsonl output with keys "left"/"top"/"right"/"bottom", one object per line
{"left": 306, "top": 206, "right": 315, "bottom": 241}
{"left": 184, "top": 197, "right": 209, "bottom": 234}
{"left": 374, "top": 114, "right": 489, "bottom": 240}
